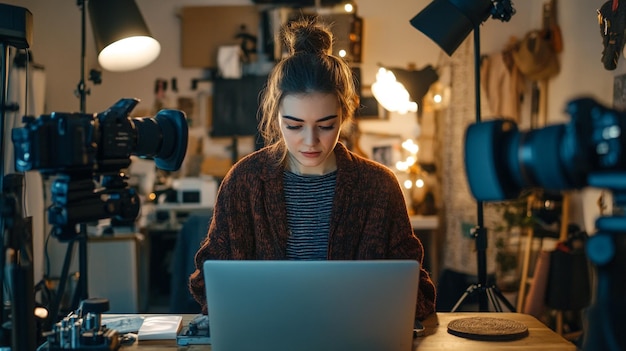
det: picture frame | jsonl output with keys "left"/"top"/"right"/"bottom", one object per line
{"left": 359, "top": 132, "right": 402, "bottom": 168}
{"left": 372, "top": 145, "right": 394, "bottom": 167}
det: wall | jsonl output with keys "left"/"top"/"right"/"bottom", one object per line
{"left": 3, "top": 0, "right": 622, "bottom": 280}
{"left": 4, "top": 0, "right": 618, "bottom": 136}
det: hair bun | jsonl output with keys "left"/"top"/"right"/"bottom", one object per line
{"left": 283, "top": 17, "right": 333, "bottom": 56}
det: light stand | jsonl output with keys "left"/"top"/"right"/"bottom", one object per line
{"left": 47, "top": 0, "right": 94, "bottom": 326}
{"left": 75, "top": 0, "right": 90, "bottom": 309}
{"left": 449, "top": 26, "right": 515, "bottom": 312}
{"left": 0, "top": 4, "right": 38, "bottom": 350}
{"left": 410, "top": 0, "right": 516, "bottom": 312}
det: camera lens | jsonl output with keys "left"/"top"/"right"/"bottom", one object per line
{"left": 464, "top": 119, "right": 519, "bottom": 201}
{"left": 132, "top": 109, "right": 188, "bottom": 171}
{"left": 464, "top": 98, "right": 626, "bottom": 202}
{"left": 464, "top": 119, "right": 572, "bottom": 201}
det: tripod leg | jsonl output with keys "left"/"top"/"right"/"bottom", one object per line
{"left": 490, "top": 285, "right": 516, "bottom": 312}
{"left": 485, "top": 287, "right": 503, "bottom": 312}
{"left": 70, "top": 231, "right": 89, "bottom": 311}
{"left": 47, "top": 239, "right": 75, "bottom": 326}
{"left": 451, "top": 284, "right": 478, "bottom": 312}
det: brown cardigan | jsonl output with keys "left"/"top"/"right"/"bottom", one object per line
{"left": 189, "top": 143, "right": 436, "bottom": 320}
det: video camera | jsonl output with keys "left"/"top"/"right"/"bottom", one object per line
{"left": 465, "top": 97, "right": 625, "bottom": 202}
{"left": 464, "top": 96, "right": 626, "bottom": 351}
{"left": 11, "top": 98, "right": 188, "bottom": 240}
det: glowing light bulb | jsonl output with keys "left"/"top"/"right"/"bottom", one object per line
{"left": 396, "top": 161, "right": 409, "bottom": 171}
{"left": 371, "top": 67, "right": 417, "bottom": 114}
{"left": 98, "top": 36, "right": 160, "bottom": 72}
{"left": 402, "top": 139, "right": 419, "bottom": 154}
{"left": 406, "top": 156, "right": 416, "bottom": 166}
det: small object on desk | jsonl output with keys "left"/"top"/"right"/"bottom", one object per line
{"left": 102, "top": 315, "right": 145, "bottom": 334}
{"left": 120, "top": 334, "right": 137, "bottom": 346}
{"left": 138, "top": 315, "right": 183, "bottom": 341}
{"left": 414, "top": 319, "right": 426, "bottom": 337}
{"left": 447, "top": 316, "right": 529, "bottom": 341}
{"left": 177, "top": 314, "right": 211, "bottom": 345}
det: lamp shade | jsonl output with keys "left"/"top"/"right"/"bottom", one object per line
{"left": 388, "top": 65, "right": 439, "bottom": 105}
{"left": 410, "top": 0, "right": 493, "bottom": 56}
{"left": 88, "top": 0, "right": 161, "bottom": 72}
{"left": 371, "top": 65, "right": 439, "bottom": 114}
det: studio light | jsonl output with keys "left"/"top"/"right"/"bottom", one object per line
{"left": 88, "top": 0, "right": 161, "bottom": 72}
{"left": 372, "top": 65, "right": 439, "bottom": 114}
{"left": 410, "top": 0, "right": 515, "bottom": 313}
{"left": 410, "top": 0, "right": 515, "bottom": 56}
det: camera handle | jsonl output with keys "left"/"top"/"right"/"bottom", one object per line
{"left": 582, "top": 173, "right": 626, "bottom": 351}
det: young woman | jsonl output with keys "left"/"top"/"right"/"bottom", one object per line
{"left": 189, "top": 16, "right": 436, "bottom": 320}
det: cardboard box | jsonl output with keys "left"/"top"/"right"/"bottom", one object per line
{"left": 181, "top": 6, "right": 260, "bottom": 68}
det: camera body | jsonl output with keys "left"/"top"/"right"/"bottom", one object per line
{"left": 12, "top": 98, "right": 187, "bottom": 175}
{"left": 12, "top": 110, "right": 98, "bottom": 174}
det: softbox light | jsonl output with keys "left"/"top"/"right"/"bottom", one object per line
{"left": 410, "top": 0, "right": 493, "bottom": 56}
{"left": 88, "top": 0, "right": 161, "bottom": 71}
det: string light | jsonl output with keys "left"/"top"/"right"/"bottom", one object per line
{"left": 396, "top": 138, "right": 427, "bottom": 190}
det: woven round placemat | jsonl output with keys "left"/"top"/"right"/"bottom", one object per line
{"left": 447, "top": 317, "right": 529, "bottom": 341}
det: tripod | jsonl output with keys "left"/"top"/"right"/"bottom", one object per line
{"left": 0, "top": 4, "right": 38, "bottom": 349}
{"left": 450, "top": 220, "right": 516, "bottom": 312}
{"left": 450, "top": 26, "right": 515, "bottom": 313}
{"left": 581, "top": 173, "right": 626, "bottom": 351}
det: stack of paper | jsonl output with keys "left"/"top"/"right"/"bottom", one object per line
{"left": 138, "top": 315, "right": 183, "bottom": 341}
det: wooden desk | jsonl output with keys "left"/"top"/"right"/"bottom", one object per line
{"left": 123, "top": 312, "right": 575, "bottom": 350}
{"left": 414, "top": 312, "right": 576, "bottom": 351}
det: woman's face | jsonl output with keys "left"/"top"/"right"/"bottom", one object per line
{"left": 279, "top": 92, "right": 341, "bottom": 175}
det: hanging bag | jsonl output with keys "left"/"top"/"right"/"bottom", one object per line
{"left": 511, "top": 30, "right": 560, "bottom": 81}
{"left": 598, "top": 0, "right": 626, "bottom": 70}
{"left": 545, "top": 244, "right": 591, "bottom": 311}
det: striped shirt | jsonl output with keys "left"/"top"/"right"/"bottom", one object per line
{"left": 283, "top": 170, "right": 337, "bottom": 260}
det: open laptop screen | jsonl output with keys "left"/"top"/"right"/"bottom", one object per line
{"left": 203, "top": 260, "right": 419, "bottom": 351}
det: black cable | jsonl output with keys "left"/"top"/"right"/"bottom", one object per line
{"left": 24, "top": 48, "right": 29, "bottom": 119}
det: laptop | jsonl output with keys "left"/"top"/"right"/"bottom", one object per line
{"left": 202, "top": 260, "right": 420, "bottom": 351}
